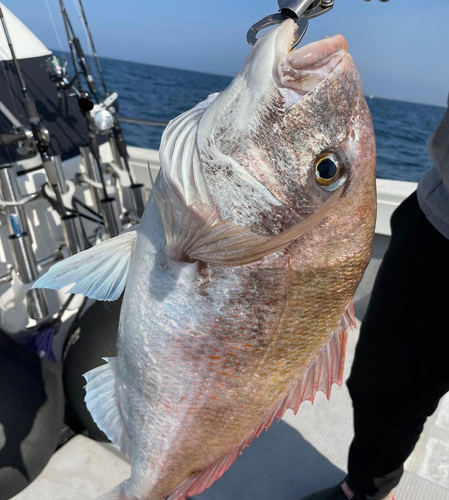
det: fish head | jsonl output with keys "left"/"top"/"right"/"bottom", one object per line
{"left": 197, "top": 19, "right": 376, "bottom": 265}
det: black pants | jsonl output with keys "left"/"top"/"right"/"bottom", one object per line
{"left": 346, "top": 192, "right": 449, "bottom": 500}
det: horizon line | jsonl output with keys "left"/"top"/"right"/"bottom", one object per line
{"left": 50, "top": 48, "right": 446, "bottom": 110}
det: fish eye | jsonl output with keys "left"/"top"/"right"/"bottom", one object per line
{"left": 315, "top": 152, "right": 344, "bottom": 190}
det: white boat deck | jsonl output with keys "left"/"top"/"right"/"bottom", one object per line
{"left": 9, "top": 149, "right": 449, "bottom": 500}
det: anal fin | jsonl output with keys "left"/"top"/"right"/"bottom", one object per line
{"left": 275, "top": 301, "right": 355, "bottom": 416}
{"left": 167, "top": 303, "right": 355, "bottom": 500}
{"left": 84, "top": 358, "right": 131, "bottom": 456}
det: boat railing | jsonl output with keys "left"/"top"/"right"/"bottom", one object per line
{"left": 118, "top": 117, "right": 169, "bottom": 127}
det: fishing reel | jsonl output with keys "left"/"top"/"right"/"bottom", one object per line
{"left": 247, "top": 0, "right": 334, "bottom": 48}
{"left": 46, "top": 55, "right": 69, "bottom": 88}
{"left": 84, "top": 92, "right": 119, "bottom": 135}
{"left": 0, "top": 126, "right": 35, "bottom": 156}
{"left": 46, "top": 55, "right": 73, "bottom": 117}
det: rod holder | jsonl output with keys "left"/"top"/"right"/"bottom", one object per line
{"left": 130, "top": 183, "right": 146, "bottom": 218}
{"left": 44, "top": 155, "right": 68, "bottom": 195}
{"left": 61, "top": 214, "right": 85, "bottom": 255}
{"left": 26, "top": 288, "right": 49, "bottom": 321}
{"left": 109, "top": 135, "right": 124, "bottom": 170}
{"left": 100, "top": 197, "right": 121, "bottom": 238}
{"left": 0, "top": 165, "right": 29, "bottom": 236}
{"left": 80, "top": 145, "right": 102, "bottom": 211}
{"left": 8, "top": 234, "right": 48, "bottom": 320}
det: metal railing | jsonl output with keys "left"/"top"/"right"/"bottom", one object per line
{"left": 118, "top": 117, "right": 169, "bottom": 127}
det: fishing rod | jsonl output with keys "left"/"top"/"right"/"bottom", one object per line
{"left": 74, "top": 0, "right": 146, "bottom": 218}
{"left": 76, "top": 0, "right": 108, "bottom": 96}
{"left": 0, "top": 7, "right": 84, "bottom": 262}
{"left": 56, "top": 0, "right": 124, "bottom": 235}
{"left": 54, "top": 0, "right": 145, "bottom": 230}
{"left": 58, "top": 0, "right": 98, "bottom": 102}
{"left": 0, "top": 6, "right": 50, "bottom": 320}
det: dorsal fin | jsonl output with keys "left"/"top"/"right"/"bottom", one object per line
{"left": 160, "top": 93, "right": 219, "bottom": 206}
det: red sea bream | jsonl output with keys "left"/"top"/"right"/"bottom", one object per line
{"left": 34, "top": 19, "right": 376, "bottom": 500}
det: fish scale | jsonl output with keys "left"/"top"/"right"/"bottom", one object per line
{"left": 34, "top": 18, "right": 376, "bottom": 500}
{"left": 114, "top": 191, "right": 364, "bottom": 499}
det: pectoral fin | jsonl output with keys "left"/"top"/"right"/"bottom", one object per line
{"left": 32, "top": 229, "right": 138, "bottom": 301}
{"left": 155, "top": 186, "right": 343, "bottom": 267}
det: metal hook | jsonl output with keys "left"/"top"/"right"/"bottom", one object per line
{"left": 247, "top": 0, "right": 334, "bottom": 49}
{"left": 246, "top": 13, "right": 309, "bottom": 49}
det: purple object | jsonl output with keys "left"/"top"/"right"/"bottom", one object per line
{"left": 17, "top": 325, "right": 57, "bottom": 362}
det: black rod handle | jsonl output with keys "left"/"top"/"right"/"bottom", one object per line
{"left": 23, "top": 97, "right": 40, "bottom": 125}
{"left": 0, "top": 132, "right": 27, "bottom": 146}
{"left": 73, "top": 37, "right": 97, "bottom": 98}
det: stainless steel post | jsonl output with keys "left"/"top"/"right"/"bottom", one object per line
{"left": 80, "top": 145, "right": 102, "bottom": 211}
{"left": 109, "top": 135, "right": 124, "bottom": 170}
{"left": 0, "top": 165, "right": 49, "bottom": 320}
{"left": 44, "top": 156, "right": 85, "bottom": 255}
{"left": 0, "top": 165, "right": 29, "bottom": 235}
{"left": 100, "top": 197, "right": 121, "bottom": 238}
{"left": 61, "top": 214, "right": 85, "bottom": 255}
{"left": 8, "top": 228, "right": 48, "bottom": 320}
{"left": 130, "top": 183, "right": 146, "bottom": 218}
{"left": 45, "top": 155, "right": 68, "bottom": 194}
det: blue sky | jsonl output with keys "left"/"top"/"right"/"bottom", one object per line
{"left": 8, "top": 0, "right": 449, "bottom": 107}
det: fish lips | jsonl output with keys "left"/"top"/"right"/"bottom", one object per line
{"left": 274, "top": 19, "right": 349, "bottom": 106}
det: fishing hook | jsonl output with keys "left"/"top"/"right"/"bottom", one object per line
{"left": 247, "top": 0, "right": 334, "bottom": 49}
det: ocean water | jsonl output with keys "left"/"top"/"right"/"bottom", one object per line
{"left": 98, "top": 56, "right": 446, "bottom": 183}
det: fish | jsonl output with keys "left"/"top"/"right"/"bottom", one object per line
{"left": 34, "top": 18, "right": 376, "bottom": 500}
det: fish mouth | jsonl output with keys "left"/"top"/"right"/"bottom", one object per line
{"left": 275, "top": 19, "right": 349, "bottom": 104}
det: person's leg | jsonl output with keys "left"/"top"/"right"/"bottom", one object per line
{"left": 301, "top": 192, "right": 449, "bottom": 500}
{"left": 346, "top": 191, "right": 449, "bottom": 499}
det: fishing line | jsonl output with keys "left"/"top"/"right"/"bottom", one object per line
{"left": 73, "top": 0, "right": 108, "bottom": 95}
{"left": 71, "top": 0, "right": 99, "bottom": 87}
{"left": 44, "top": 0, "right": 65, "bottom": 53}
{"left": 58, "top": 0, "right": 82, "bottom": 92}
